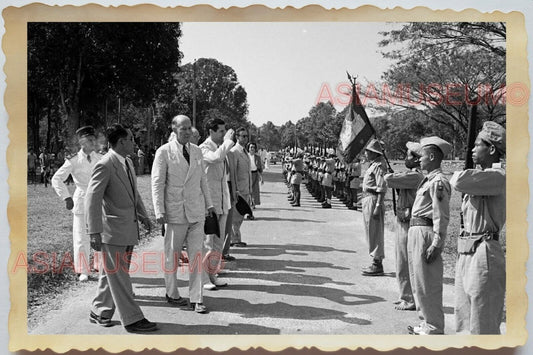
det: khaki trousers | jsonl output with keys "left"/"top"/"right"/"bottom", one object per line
{"left": 395, "top": 218, "right": 414, "bottom": 305}
{"left": 163, "top": 222, "right": 204, "bottom": 303}
{"left": 362, "top": 195, "right": 385, "bottom": 260}
{"left": 455, "top": 240, "right": 505, "bottom": 334}
{"left": 91, "top": 244, "right": 144, "bottom": 326}
{"left": 408, "top": 225, "right": 444, "bottom": 334}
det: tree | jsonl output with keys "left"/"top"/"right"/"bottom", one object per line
{"left": 28, "top": 22, "right": 183, "bottom": 150}
{"left": 376, "top": 22, "right": 506, "bottom": 143}
{"left": 165, "top": 58, "right": 249, "bottom": 138}
{"left": 258, "top": 121, "right": 281, "bottom": 151}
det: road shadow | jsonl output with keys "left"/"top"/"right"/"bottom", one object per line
{"left": 444, "top": 306, "right": 454, "bottom": 315}
{"left": 227, "top": 283, "right": 385, "bottom": 306}
{"left": 154, "top": 322, "right": 281, "bottom": 334}
{"left": 262, "top": 171, "right": 285, "bottom": 183}
{"left": 228, "top": 257, "right": 351, "bottom": 272}
{"left": 223, "top": 271, "right": 353, "bottom": 286}
{"left": 131, "top": 277, "right": 187, "bottom": 289}
{"left": 235, "top": 243, "right": 354, "bottom": 255}
{"left": 254, "top": 216, "right": 325, "bottom": 223}
{"left": 203, "top": 297, "right": 372, "bottom": 326}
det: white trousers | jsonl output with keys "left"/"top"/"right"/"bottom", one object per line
{"left": 73, "top": 213, "right": 99, "bottom": 275}
{"left": 203, "top": 213, "right": 227, "bottom": 283}
{"left": 163, "top": 222, "right": 204, "bottom": 303}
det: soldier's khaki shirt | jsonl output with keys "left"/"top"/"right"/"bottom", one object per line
{"left": 411, "top": 168, "right": 451, "bottom": 248}
{"left": 450, "top": 164, "right": 506, "bottom": 235}
{"left": 362, "top": 158, "right": 387, "bottom": 194}
{"left": 384, "top": 168, "right": 424, "bottom": 210}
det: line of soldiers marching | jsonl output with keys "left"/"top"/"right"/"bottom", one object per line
{"left": 280, "top": 120, "right": 506, "bottom": 336}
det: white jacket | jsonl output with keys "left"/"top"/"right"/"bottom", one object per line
{"left": 151, "top": 140, "right": 213, "bottom": 224}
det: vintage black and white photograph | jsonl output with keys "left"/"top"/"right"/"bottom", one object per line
{"left": 22, "top": 19, "right": 511, "bottom": 338}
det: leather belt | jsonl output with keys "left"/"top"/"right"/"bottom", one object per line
{"left": 460, "top": 231, "right": 500, "bottom": 241}
{"left": 410, "top": 216, "right": 433, "bottom": 227}
{"left": 362, "top": 190, "right": 378, "bottom": 198}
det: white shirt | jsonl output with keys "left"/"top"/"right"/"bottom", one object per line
{"left": 249, "top": 153, "right": 258, "bottom": 171}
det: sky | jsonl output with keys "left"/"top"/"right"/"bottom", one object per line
{"left": 180, "top": 22, "right": 401, "bottom": 127}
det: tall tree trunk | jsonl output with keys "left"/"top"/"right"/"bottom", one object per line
{"left": 45, "top": 105, "right": 52, "bottom": 150}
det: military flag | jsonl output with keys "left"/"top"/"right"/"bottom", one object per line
{"left": 338, "top": 74, "right": 374, "bottom": 163}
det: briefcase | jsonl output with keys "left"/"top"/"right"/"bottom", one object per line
{"left": 204, "top": 213, "right": 220, "bottom": 237}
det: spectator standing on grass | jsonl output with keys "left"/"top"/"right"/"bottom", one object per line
{"left": 85, "top": 123, "right": 155, "bottom": 333}
{"left": 190, "top": 126, "right": 201, "bottom": 145}
{"left": 384, "top": 142, "right": 424, "bottom": 312}
{"left": 247, "top": 142, "right": 263, "bottom": 209}
{"left": 137, "top": 146, "right": 145, "bottom": 175}
{"left": 361, "top": 139, "right": 388, "bottom": 276}
{"left": 152, "top": 115, "right": 215, "bottom": 314}
{"left": 199, "top": 118, "right": 234, "bottom": 290}
{"left": 51, "top": 126, "right": 103, "bottom": 282}
{"left": 229, "top": 127, "right": 252, "bottom": 247}
{"left": 28, "top": 148, "right": 37, "bottom": 184}
{"left": 407, "top": 136, "right": 451, "bottom": 335}
{"left": 450, "top": 121, "right": 506, "bottom": 334}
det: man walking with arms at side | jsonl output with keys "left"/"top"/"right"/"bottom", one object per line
{"left": 407, "top": 136, "right": 452, "bottom": 335}
{"left": 384, "top": 142, "right": 424, "bottom": 311}
{"left": 52, "top": 126, "right": 102, "bottom": 282}
{"left": 152, "top": 115, "right": 215, "bottom": 313}
{"left": 85, "top": 124, "right": 156, "bottom": 333}
{"left": 361, "top": 139, "right": 388, "bottom": 276}
{"left": 199, "top": 118, "right": 235, "bottom": 290}
{"left": 450, "top": 121, "right": 506, "bottom": 334}
{"left": 229, "top": 127, "right": 252, "bottom": 248}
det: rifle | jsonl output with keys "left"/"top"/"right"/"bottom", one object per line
{"left": 460, "top": 104, "right": 478, "bottom": 230}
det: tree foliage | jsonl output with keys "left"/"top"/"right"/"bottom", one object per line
{"left": 375, "top": 22, "right": 506, "bottom": 147}
{"left": 28, "top": 22, "right": 183, "bottom": 151}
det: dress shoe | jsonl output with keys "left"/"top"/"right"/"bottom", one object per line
{"left": 222, "top": 254, "right": 236, "bottom": 261}
{"left": 361, "top": 263, "right": 384, "bottom": 276}
{"left": 203, "top": 283, "right": 217, "bottom": 291}
{"left": 233, "top": 242, "right": 247, "bottom": 247}
{"left": 348, "top": 206, "right": 358, "bottom": 210}
{"left": 125, "top": 318, "right": 158, "bottom": 333}
{"left": 191, "top": 302, "right": 208, "bottom": 313}
{"left": 291, "top": 203, "right": 300, "bottom": 207}
{"left": 89, "top": 311, "right": 112, "bottom": 327}
{"left": 165, "top": 294, "right": 188, "bottom": 306}
{"left": 322, "top": 203, "right": 332, "bottom": 209}
{"left": 407, "top": 325, "right": 426, "bottom": 335}
{"left": 210, "top": 277, "right": 228, "bottom": 287}
{"left": 79, "top": 274, "right": 89, "bottom": 282}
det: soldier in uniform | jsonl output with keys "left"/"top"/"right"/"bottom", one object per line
{"left": 289, "top": 155, "right": 304, "bottom": 207}
{"left": 384, "top": 142, "right": 424, "bottom": 311}
{"left": 407, "top": 136, "right": 452, "bottom": 335}
{"left": 347, "top": 158, "right": 362, "bottom": 210}
{"left": 51, "top": 126, "right": 102, "bottom": 281}
{"left": 321, "top": 158, "right": 335, "bottom": 209}
{"left": 361, "top": 139, "right": 388, "bottom": 276}
{"left": 450, "top": 121, "right": 506, "bottom": 334}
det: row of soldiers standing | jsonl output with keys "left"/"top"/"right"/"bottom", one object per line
{"left": 283, "top": 153, "right": 362, "bottom": 210}
{"left": 281, "top": 120, "right": 506, "bottom": 335}
{"left": 362, "top": 121, "right": 506, "bottom": 335}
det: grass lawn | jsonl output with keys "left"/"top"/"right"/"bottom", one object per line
{"left": 26, "top": 175, "right": 158, "bottom": 318}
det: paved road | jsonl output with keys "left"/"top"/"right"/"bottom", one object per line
{"left": 31, "top": 165, "right": 458, "bottom": 335}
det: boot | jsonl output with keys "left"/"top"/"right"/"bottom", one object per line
{"left": 362, "top": 259, "right": 384, "bottom": 276}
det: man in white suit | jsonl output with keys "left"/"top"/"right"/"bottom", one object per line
{"left": 85, "top": 124, "right": 156, "bottom": 333}
{"left": 229, "top": 127, "right": 252, "bottom": 247}
{"left": 52, "top": 126, "right": 102, "bottom": 281}
{"left": 199, "top": 118, "right": 235, "bottom": 290}
{"left": 152, "top": 115, "right": 215, "bottom": 314}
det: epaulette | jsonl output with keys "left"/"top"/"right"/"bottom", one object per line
{"left": 65, "top": 152, "right": 78, "bottom": 160}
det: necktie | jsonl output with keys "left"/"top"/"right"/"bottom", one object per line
{"left": 183, "top": 144, "right": 190, "bottom": 164}
{"left": 87, "top": 154, "right": 91, "bottom": 163}
{"left": 125, "top": 159, "right": 135, "bottom": 194}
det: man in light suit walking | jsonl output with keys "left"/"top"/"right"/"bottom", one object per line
{"left": 152, "top": 115, "right": 215, "bottom": 314}
{"left": 229, "top": 127, "right": 252, "bottom": 247}
{"left": 199, "top": 118, "right": 235, "bottom": 290}
{"left": 85, "top": 123, "right": 156, "bottom": 333}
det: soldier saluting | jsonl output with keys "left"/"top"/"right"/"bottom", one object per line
{"left": 450, "top": 121, "right": 506, "bottom": 334}
{"left": 407, "top": 136, "right": 452, "bottom": 335}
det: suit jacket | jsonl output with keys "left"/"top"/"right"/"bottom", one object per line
{"left": 199, "top": 137, "right": 234, "bottom": 215}
{"left": 85, "top": 150, "right": 148, "bottom": 246}
{"left": 151, "top": 140, "right": 213, "bottom": 224}
{"left": 229, "top": 143, "right": 252, "bottom": 196}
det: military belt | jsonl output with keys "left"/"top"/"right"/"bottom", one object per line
{"left": 460, "top": 231, "right": 499, "bottom": 241}
{"left": 362, "top": 190, "right": 378, "bottom": 198}
{"left": 410, "top": 216, "right": 433, "bottom": 227}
